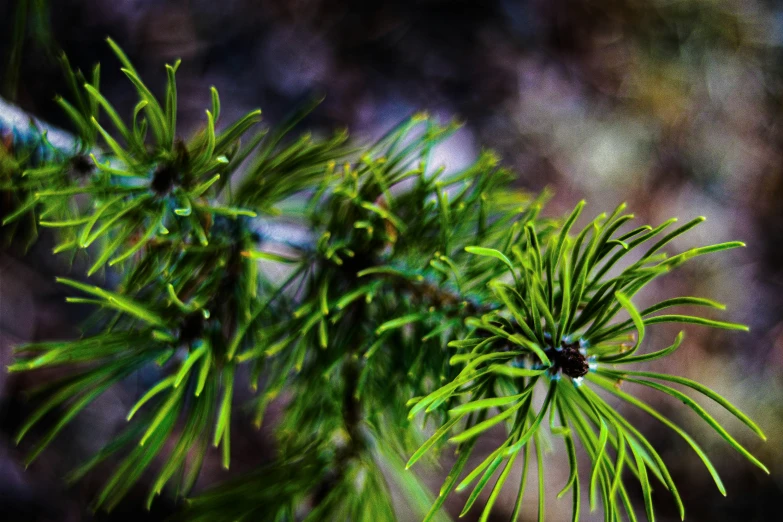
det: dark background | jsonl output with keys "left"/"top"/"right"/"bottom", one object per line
{"left": 1, "top": 1, "right": 782, "bottom": 520}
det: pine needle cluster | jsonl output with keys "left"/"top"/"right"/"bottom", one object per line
{"left": 0, "top": 40, "right": 767, "bottom": 521}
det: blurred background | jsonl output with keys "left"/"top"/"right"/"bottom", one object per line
{"left": 0, "top": 0, "right": 781, "bottom": 520}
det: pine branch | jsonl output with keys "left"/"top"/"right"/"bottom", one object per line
{"left": 0, "top": 39, "right": 767, "bottom": 522}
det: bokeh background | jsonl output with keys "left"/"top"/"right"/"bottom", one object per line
{"left": 1, "top": 1, "right": 782, "bottom": 520}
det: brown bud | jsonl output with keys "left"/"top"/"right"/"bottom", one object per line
{"left": 557, "top": 341, "right": 588, "bottom": 378}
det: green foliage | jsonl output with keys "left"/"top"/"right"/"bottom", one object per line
{"left": 406, "top": 204, "right": 765, "bottom": 521}
{"left": 1, "top": 40, "right": 767, "bottom": 521}
{"left": 3, "top": 0, "right": 54, "bottom": 101}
